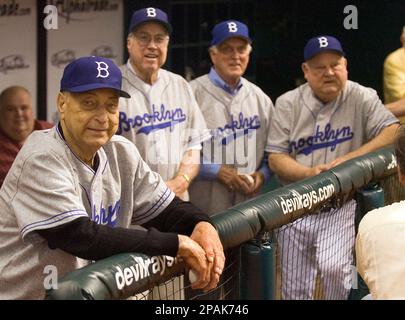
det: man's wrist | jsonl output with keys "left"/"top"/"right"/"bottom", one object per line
{"left": 195, "top": 220, "right": 216, "bottom": 231}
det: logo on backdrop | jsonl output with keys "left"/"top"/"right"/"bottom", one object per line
{"left": 47, "top": 0, "right": 119, "bottom": 23}
{"left": 51, "top": 49, "right": 75, "bottom": 68}
{"left": 91, "top": 45, "right": 117, "bottom": 59}
{"left": 0, "top": 0, "right": 31, "bottom": 17}
{"left": 0, "top": 54, "right": 29, "bottom": 74}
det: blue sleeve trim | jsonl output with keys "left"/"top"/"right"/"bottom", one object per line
{"left": 198, "top": 161, "right": 221, "bottom": 180}
{"left": 21, "top": 209, "right": 88, "bottom": 239}
{"left": 265, "top": 144, "right": 289, "bottom": 153}
{"left": 135, "top": 187, "right": 173, "bottom": 221}
{"left": 369, "top": 119, "right": 399, "bottom": 139}
{"left": 257, "top": 153, "right": 272, "bottom": 184}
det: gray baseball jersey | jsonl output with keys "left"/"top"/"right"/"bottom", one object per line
{"left": 118, "top": 62, "right": 210, "bottom": 183}
{"left": 267, "top": 80, "right": 398, "bottom": 299}
{"left": 188, "top": 74, "right": 273, "bottom": 214}
{"left": 0, "top": 126, "right": 174, "bottom": 299}
{"left": 266, "top": 80, "right": 398, "bottom": 170}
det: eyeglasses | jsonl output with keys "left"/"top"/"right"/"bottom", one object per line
{"left": 132, "top": 33, "right": 169, "bottom": 48}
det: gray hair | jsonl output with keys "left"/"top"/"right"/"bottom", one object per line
{"left": 209, "top": 43, "right": 252, "bottom": 54}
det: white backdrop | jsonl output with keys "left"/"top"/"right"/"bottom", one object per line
{"left": 46, "top": 0, "right": 124, "bottom": 123}
{"left": 0, "top": 0, "right": 37, "bottom": 115}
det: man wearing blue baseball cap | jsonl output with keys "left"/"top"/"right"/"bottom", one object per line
{"left": 119, "top": 7, "right": 210, "bottom": 205}
{"left": 267, "top": 36, "right": 399, "bottom": 300}
{"left": 188, "top": 20, "right": 274, "bottom": 215}
{"left": 0, "top": 56, "right": 224, "bottom": 299}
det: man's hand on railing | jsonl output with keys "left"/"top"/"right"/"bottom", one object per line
{"left": 191, "top": 221, "right": 226, "bottom": 292}
{"left": 177, "top": 234, "right": 211, "bottom": 290}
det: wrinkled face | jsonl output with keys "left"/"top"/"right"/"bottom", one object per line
{"left": 302, "top": 51, "right": 348, "bottom": 103}
{"left": 127, "top": 22, "right": 169, "bottom": 79}
{"left": 209, "top": 37, "right": 250, "bottom": 85}
{"left": 57, "top": 89, "right": 119, "bottom": 158}
{"left": 0, "top": 89, "right": 34, "bottom": 143}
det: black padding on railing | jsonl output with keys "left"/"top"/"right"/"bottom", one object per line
{"left": 46, "top": 253, "right": 183, "bottom": 300}
{"left": 46, "top": 146, "right": 396, "bottom": 299}
{"left": 210, "top": 206, "right": 261, "bottom": 250}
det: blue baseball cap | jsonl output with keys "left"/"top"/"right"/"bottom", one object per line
{"left": 60, "top": 56, "right": 130, "bottom": 98}
{"left": 128, "top": 7, "right": 172, "bottom": 34}
{"left": 304, "top": 35, "right": 345, "bottom": 61}
{"left": 211, "top": 20, "right": 251, "bottom": 46}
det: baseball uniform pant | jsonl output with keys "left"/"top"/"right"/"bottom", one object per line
{"left": 276, "top": 200, "right": 356, "bottom": 300}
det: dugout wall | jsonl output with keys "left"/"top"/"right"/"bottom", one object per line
{"left": 46, "top": 146, "right": 405, "bottom": 300}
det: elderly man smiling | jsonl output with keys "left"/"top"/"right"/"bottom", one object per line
{"left": 0, "top": 86, "right": 53, "bottom": 187}
{"left": 118, "top": 7, "right": 210, "bottom": 201}
{"left": 267, "top": 35, "right": 399, "bottom": 300}
{"left": 0, "top": 56, "right": 224, "bottom": 299}
{"left": 188, "top": 20, "right": 274, "bottom": 215}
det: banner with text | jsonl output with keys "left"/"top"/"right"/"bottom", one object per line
{"left": 0, "top": 0, "right": 37, "bottom": 115}
{"left": 46, "top": 0, "right": 124, "bottom": 123}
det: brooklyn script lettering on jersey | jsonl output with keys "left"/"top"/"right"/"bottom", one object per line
{"left": 118, "top": 104, "right": 186, "bottom": 135}
{"left": 211, "top": 112, "right": 261, "bottom": 146}
{"left": 92, "top": 200, "right": 120, "bottom": 227}
{"left": 289, "top": 123, "right": 354, "bottom": 155}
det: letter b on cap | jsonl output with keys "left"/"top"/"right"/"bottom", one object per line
{"left": 96, "top": 61, "right": 109, "bottom": 78}
{"left": 146, "top": 7, "right": 156, "bottom": 17}
{"left": 318, "top": 37, "right": 329, "bottom": 48}
{"left": 227, "top": 22, "right": 238, "bottom": 33}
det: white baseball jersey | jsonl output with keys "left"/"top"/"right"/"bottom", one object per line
{"left": 188, "top": 74, "right": 273, "bottom": 214}
{"left": 267, "top": 80, "right": 398, "bottom": 300}
{"left": 266, "top": 80, "right": 398, "bottom": 170}
{"left": 356, "top": 201, "right": 405, "bottom": 299}
{"left": 118, "top": 62, "right": 210, "bottom": 183}
{"left": 0, "top": 126, "right": 174, "bottom": 299}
